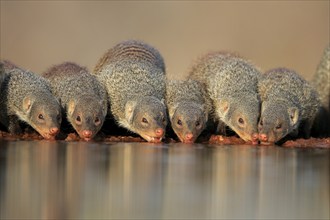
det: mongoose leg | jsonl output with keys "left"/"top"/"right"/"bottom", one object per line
{"left": 301, "top": 118, "right": 314, "bottom": 139}
{"left": 8, "top": 115, "right": 22, "bottom": 134}
{"left": 216, "top": 120, "right": 227, "bottom": 136}
{"left": 290, "top": 128, "right": 299, "bottom": 138}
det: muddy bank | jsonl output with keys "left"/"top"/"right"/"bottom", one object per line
{"left": 0, "top": 130, "right": 329, "bottom": 148}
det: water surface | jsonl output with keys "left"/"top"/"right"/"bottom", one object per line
{"left": 0, "top": 140, "right": 329, "bottom": 219}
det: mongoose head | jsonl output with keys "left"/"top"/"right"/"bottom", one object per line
{"left": 123, "top": 96, "right": 168, "bottom": 143}
{"left": 169, "top": 102, "right": 208, "bottom": 143}
{"left": 215, "top": 96, "right": 260, "bottom": 144}
{"left": 67, "top": 96, "right": 107, "bottom": 141}
{"left": 258, "top": 101, "right": 300, "bottom": 145}
{"left": 21, "top": 95, "right": 62, "bottom": 140}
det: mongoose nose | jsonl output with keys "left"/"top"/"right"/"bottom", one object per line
{"left": 82, "top": 130, "right": 93, "bottom": 138}
{"left": 155, "top": 128, "right": 164, "bottom": 137}
{"left": 259, "top": 133, "right": 268, "bottom": 142}
{"left": 49, "top": 127, "right": 59, "bottom": 135}
{"left": 252, "top": 133, "right": 259, "bottom": 141}
{"left": 185, "top": 133, "right": 194, "bottom": 141}
{"left": 251, "top": 133, "right": 259, "bottom": 145}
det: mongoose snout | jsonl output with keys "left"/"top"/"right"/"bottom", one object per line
{"left": 49, "top": 127, "right": 60, "bottom": 135}
{"left": 142, "top": 127, "right": 165, "bottom": 143}
{"left": 40, "top": 127, "right": 60, "bottom": 140}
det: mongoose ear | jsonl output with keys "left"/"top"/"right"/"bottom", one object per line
{"left": 168, "top": 104, "right": 178, "bottom": 119}
{"left": 202, "top": 106, "right": 209, "bottom": 122}
{"left": 161, "top": 98, "right": 166, "bottom": 106}
{"left": 100, "top": 100, "right": 108, "bottom": 116}
{"left": 218, "top": 100, "right": 230, "bottom": 115}
{"left": 288, "top": 107, "right": 299, "bottom": 126}
{"left": 67, "top": 100, "right": 76, "bottom": 116}
{"left": 22, "top": 96, "right": 34, "bottom": 113}
{"left": 125, "top": 101, "right": 137, "bottom": 123}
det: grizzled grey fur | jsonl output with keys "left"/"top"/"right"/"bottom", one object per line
{"left": 0, "top": 62, "right": 5, "bottom": 86}
{"left": 166, "top": 79, "right": 212, "bottom": 143}
{"left": 93, "top": 40, "right": 167, "bottom": 143}
{"left": 258, "top": 68, "right": 320, "bottom": 144}
{"left": 189, "top": 52, "right": 261, "bottom": 144}
{"left": 0, "top": 62, "right": 6, "bottom": 107}
{"left": 312, "top": 45, "right": 330, "bottom": 137}
{"left": 0, "top": 60, "right": 62, "bottom": 140}
{"left": 42, "top": 62, "right": 107, "bottom": 141}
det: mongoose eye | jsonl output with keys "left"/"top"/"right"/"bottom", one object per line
{"left": 38, "top": 114, "right": 44, "bottom": 120}
{"left": 76, "top": 116, "right": 82, "bottom": 124}
{"left": 177, "top": 119, "right": 182, "bottom": 126}
{"left": 195, "top": 121, "right": 201, "bottom": 127}
{"left": 95, "top": 117, "right": 101, "bottom": 125}
{"left": 275, "top": 124, "right": 282, "bottom": 130}
{"left": 238, "top": 118, "right": 244, "bottom": 124}
{"left": 259, "top": 119, "right": 263, "bottom": 126}
{"left": 142, "top": 117, "right": 148, "bottom": 124}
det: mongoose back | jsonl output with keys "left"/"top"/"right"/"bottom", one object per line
{"left": 166, "top": 79, "right": 211, "bottom": 143}
{"left": 312, "top": 45, "right": 330, "bottom": 137}
{"left": 258, "top": 68, "right": 320, "bottom": 144}
{"left": 93, "top": 40, "right": 167, "bottom": 143}
{"left": 0, "top": 60, "right": 62, "bottom": 140}
{"left": 189, "top": 52, "right": 261, "bottom": 144}
{"left": 42, "top": 62, "right": 108, "bottom": 141}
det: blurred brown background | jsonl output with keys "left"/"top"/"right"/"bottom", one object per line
{"left": 0, "top": 1, "right": 329, "bottom": 80}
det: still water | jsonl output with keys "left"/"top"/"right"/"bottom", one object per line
{"left": 0, "top": 140, "right": 329, "bottom": 219}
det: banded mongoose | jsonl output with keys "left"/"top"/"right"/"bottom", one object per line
{"left": 165, "top": 79, "right": 211, "bottom": 143}
{"left": 42, "top": 62, "right": 108, "bottom": 141}
{"left": 312, "top": 45, "right": 330, "bottom": 137}
{"left": 93, "top": 40, "right": 168, "bottom": 143}
{"left": 258, "top": 68, "right": 320, "bottom": 145}
{"left": 0, "top": 60, "right": 62, "bottom": 140}
{"left": 189, "top": 52, "right": 261, "bottom": 144}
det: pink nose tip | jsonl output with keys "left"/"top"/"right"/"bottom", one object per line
{"left": 252, "top": 133, "right": 259, "bottom": 141}
{"left": 155, "top": 128, "right": 164, "bottom": 137}
{"left": 259, "top": 133, "right": 268, "bottom": 142}
{"left": 82, "top": 130, "right": 93, "bottom": 138}
{"left": 185, "top": 133, "right": 194, "bottom": 141}
{"left": 49, "top": 127, "right": 59, "bottom": 135}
